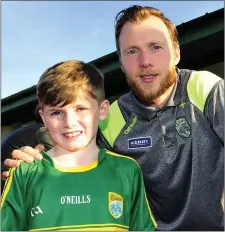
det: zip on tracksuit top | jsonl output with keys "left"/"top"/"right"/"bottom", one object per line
{"left": 98, "top": 68, "right": 224, "bottom": 230}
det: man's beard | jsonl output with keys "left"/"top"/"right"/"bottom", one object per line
{"left": 126, "top": 66, "right": 177, "bottom": 106}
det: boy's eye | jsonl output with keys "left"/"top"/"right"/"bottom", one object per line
{"left": 77, "top": 107, "right": 87, "bottom": 112}
{"left": 51, "top": 111, "right": 61, "bottom": 116}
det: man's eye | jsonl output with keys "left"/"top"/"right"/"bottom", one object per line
{"left": 51, "top": 111, "right": 61, "bottom": 116}
{"left": 127, "top": 50, "right": 137, "bottom": 55}
{"left": 152, "top": 46, "right": 162, "bottom": 51}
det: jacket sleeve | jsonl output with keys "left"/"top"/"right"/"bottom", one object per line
{"left": 129, "top": 164, "right": 157, "bottom": 231}
{"left": 1, "top": 164, "right": 27, "bottom": 231}
{"left": 1, "top": 124, "right": 41, "bottom": 166}
{"left": 204, "top": 79, "right": 224, "bottom": 145}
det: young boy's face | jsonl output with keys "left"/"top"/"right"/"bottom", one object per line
{"left": 39, "top": 94, "right": 109, "bottom": 153}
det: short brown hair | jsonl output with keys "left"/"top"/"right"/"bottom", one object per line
{"left": 37, "top": 60, "right": 105, "bottom": 108}
{"left": 115, "top": 5, "right": 179, "bottom": 56}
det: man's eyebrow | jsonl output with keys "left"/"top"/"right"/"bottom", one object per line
{"left": 122, "top": 45, "right": 140, "bottom": 54}
{"left": 148, "top": 41, "right": 165, "bottom": 46}
{"left": 123, "top": 41, "right": 165, "bottom": 54}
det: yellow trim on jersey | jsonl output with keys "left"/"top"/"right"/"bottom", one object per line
{"left": 106, "top": 150, "right": 157, "bottom": 228}
{"left": 187, "top": 71, "right": 221, "bottom": 112}
{"left": 54, "top": 160, "right": 98, "bottom": 173}
{"left": 30, "top": 223, "right": 129, "bottom": 231}
{"left": 1, "top": 167, "right": 16, "bottom": 209}
{"left": 58, "top": 227, "right": 127, "bottom": 231}
{"left": 106, "top": 150, "right": 140, "bottom": 166}
{"left": 144, "top": 191, "right": 158, "bottom": 228}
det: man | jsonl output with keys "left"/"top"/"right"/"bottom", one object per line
{"left": 2, "top": 5, "right": 224, "bottom": 230}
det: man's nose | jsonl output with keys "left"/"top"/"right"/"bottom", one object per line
{"left": 138, "top": 51, "right": 153, "bottom": 68}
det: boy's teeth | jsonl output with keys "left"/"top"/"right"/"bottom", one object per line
{"left": 64, "top": 132, "right": 81, "bottom": 137}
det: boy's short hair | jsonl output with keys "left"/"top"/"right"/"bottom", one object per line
{"left": 37, "top": 60, "right": 105, "bottom": 108}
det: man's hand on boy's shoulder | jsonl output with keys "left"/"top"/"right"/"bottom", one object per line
{"left": 1, "top": 144, "right": 45, "bottom": 179}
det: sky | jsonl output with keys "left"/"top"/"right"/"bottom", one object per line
{"left": 2, "top": 1, "right": 224, "bottom": 98}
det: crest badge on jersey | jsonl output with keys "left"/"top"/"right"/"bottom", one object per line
{"left": 176, "top": 117, "right": 191, "bottom": 138}
{"left": 108, "top": 192, "right": 123, "bottom": 219}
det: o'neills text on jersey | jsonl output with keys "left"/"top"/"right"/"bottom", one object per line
{"left": 60, "top": 195, "right": 91, "bottom": 204}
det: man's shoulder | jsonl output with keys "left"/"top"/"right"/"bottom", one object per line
{"left": 178, "top": 68, "right": 222, "bottom": 84}
{"left": 109, "top": 92, "right": 131, "bottom": 109}
{"left": 21, "top": 123, "right": 44, "bottom": 131}
{"left": 3, "top": 123, "right": 43, "bottom": 140}
{"left": 106, "top": 92, "right": 132, "bottom": 123}
{"left": 187, "top": 70, "right": 222, "bottom": 83}
{"left": 183, "top": 69, "right": 222, "bottom": 112}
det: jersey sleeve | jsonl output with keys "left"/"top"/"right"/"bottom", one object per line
{"left": 204, "top": 79, "right": 224, "bottom": 144}
{"left": 1, "top": 164, "right": 28, "bottom": 231}
{"left": 129, "top": 164, "right": 157, "bottom": 231}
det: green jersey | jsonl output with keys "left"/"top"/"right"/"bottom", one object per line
{"left": 1, "top": 148, "right": 156, "bottom": 231}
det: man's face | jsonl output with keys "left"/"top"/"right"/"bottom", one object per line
{"left": 119, "top": 16, "right": 180, "bottom": 106}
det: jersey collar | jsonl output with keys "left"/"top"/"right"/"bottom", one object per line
{"left": 42, "top": 148, "right": 106, "bottom": 173}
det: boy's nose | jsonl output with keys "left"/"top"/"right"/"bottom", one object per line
{"left": 64, "top": 112, "right": 78, "bottom": 128}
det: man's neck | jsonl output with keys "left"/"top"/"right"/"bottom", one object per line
{"left": 150, "top": 83, "right": 176, "bottom": 109}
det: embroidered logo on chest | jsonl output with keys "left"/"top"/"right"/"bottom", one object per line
{"left": 124, "top": 116, "right": 137, "bottom": 135}
{"left": 108, "top": 192, "right": 123, "bottom": 219}
{"left": 175, "top": 117, "right": 191, "bottom": 138}
{"left": 128, "top": 137, "right": 152, "bottom": 149}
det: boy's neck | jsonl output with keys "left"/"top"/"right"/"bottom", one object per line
{"left": 47, "top": 142, "right": 100, "bottom": 168}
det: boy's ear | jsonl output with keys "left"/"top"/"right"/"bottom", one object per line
{"left": 99, "top": 100, "right": 109, "bottom": 120}
{"left": 39, "top": 109, "right": 47, "bottom": 128}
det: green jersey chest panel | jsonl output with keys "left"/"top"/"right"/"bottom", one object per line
{"left": 26, "top": 151, "right": 131, "bottom": 231}
{"left": 1, "top": 149, "right": 155, "bottom": 231}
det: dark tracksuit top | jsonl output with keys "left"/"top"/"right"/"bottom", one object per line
{"left": 98, "top": 68, "right": 224, "bottom": 230}
{"left": 2, "top": 68, "right": 224, "bottom": 230}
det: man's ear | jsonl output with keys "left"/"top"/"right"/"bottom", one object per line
{"left": 121, "top": 65, "right": 125, "bottom": 73}
{"left": 119, "top": 56, "right": 126, "bottom": 73}
{"left": 99, "top": 100, "right": 110, "bottom": 121}
{"left": 174, "top": 45, "right": 180, "bottom": 65}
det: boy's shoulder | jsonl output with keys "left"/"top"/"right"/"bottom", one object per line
{"left": 104, "top": 149, "right": 141, "bottom": 173}
{"left": 15, "top": 158, "right": 42, "bottom": 176}
{"left": 15, "top": 152, "right": 49, "bottom": 177}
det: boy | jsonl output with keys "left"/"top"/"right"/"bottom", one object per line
{"left": 1, "top": 60, "right": 156, "bottom": 231}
